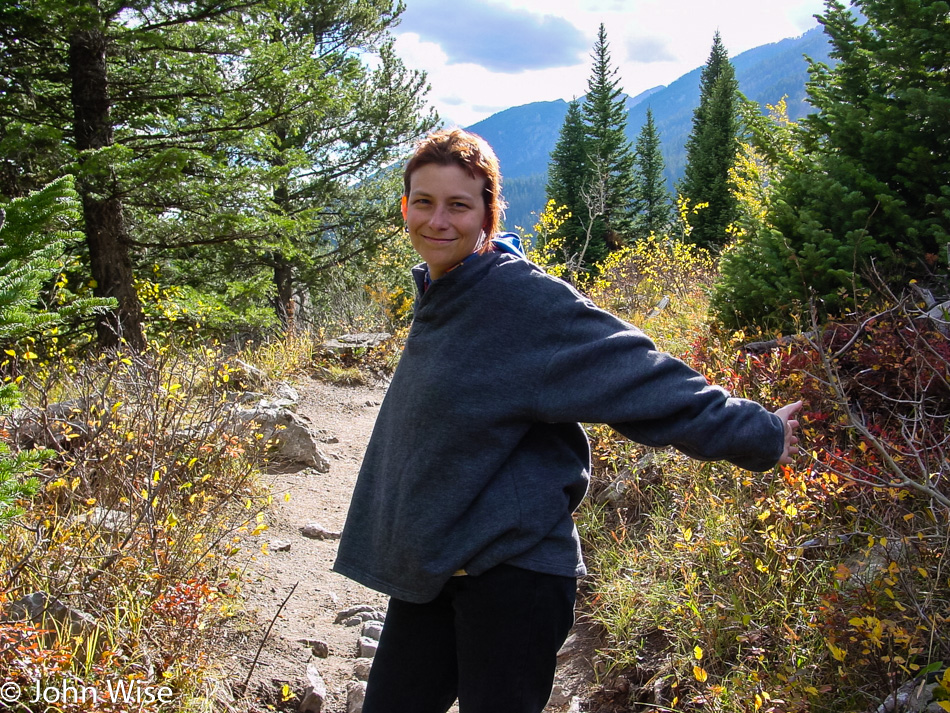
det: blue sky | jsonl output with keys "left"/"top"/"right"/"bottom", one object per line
{"left": 391, "top": 0, "right": 830, "bottom": 127}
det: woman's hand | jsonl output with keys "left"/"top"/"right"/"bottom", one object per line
{"left": 774, "top": 400, "right": 803, "bottom": 465}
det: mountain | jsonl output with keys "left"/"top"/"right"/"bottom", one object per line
{"left": 467, "top": 25, "right": 834, "bottom": 232}
{"left": 626, "top": 24, "right": 835, "bottom": 185}
{"left": 464, "top": 100, "right": 569, "bottom": 179}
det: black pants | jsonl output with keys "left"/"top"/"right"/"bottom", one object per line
{"left": 362, "top": 563, "right": 577, "bottom": 713}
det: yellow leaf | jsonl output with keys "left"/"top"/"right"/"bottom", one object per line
{"left": 683, "top": 527, "right": 693, "bottom": 542}
{"left": 3, "top": 349, "right": 14, "bottom": 357}
{"left": 693, "top": 665, "right": 708, "bottom": 682}
{"left": 939, "top": 704, "right": 950, "bottom": 713}
{"left": 828, "top": 642, "right": 847, "bottom": 661}
{"left": 694, "top": 645, "right": 704, "bottom": 661}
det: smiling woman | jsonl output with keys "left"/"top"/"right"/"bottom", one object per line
{"left": 402, "top": 164, "right": 488, "bottom": 280}
{"left": 333, "top": 127, "right": 801, "bottom": 713}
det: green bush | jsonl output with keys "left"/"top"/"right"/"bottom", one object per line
{"left": 713, "top": 0, "right": 950, "bottom": 330}
{"left": 0, "top": 177, "right": 112, "bottom": 532}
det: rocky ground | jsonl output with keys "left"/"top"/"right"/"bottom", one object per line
{"left": 220, "top": 375, "right": 601, "bottom": 713}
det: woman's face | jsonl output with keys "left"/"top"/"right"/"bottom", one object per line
{"left": 403, "top": 162, "right": 488, "bottom": 281}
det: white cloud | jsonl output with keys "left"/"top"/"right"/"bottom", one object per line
{"left": 397, "top": 0, "right": 588, "bottom": 72}
{"left": 626, "top": 35, "right": 678, "bottom": 64}
{"left": 392, "top": 0, "right": 829, "bottom": 126}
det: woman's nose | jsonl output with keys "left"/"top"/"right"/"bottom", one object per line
{"left": 429, "top": 205, "right": 450, "bottom": 229}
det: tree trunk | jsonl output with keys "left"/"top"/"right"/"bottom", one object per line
{"left": 69, "top": 19, "right": 146, "bottom": 351}
{"left": 271, "top": 140, "right": 297, "bottom": 333}
{"left": 273, "top": 252, "right": 296, "bottom": 334}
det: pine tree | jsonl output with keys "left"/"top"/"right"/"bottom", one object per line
{"left": 0, "top": 176, "right": 114, "bottom": 341}
{"left": 546, "top": 100, "right": 591, "bottom": 263}
{"left": 631, "top": 108, "right": 673, "bottom": 239}
{"left": 0, "top": 177, "right": 112, "bottom": 531}
{"left": 581, "top": 24, "right": 636, "bottom": 261}
{"left": 0, "top": 0, "right": 433, "bottom": 345}
{"left": 204, "top": 5, "right": 435, "bottom": 332}
{"left": 679, "top": 31, "right": 740, "bottom": 251}
{"left": 712, "top": 0, "right": 950, "bottom": 328}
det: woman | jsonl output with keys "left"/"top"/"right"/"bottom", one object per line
{"left": 333, "top": 128, "right": 801, "bottom": 713}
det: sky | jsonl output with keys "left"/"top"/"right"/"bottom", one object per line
{"left": 391, "top": 0, "right": 830, "bottom": 127}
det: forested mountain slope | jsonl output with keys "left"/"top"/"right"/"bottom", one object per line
{"left": 468, "top": 25, "right": 834, "bottom": 230}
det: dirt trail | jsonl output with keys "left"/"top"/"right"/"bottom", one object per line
{"left": 224, "top": 375, "right": 597, "bottom": 713}
{"left": 224, "top": 375, "right": 388, "bottom": 711}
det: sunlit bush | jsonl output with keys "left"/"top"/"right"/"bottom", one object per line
{"left": 0, "top": 341, "right": 272, "bottom": 710}
{"left": 576, "top": 263, "right": 950, "bottom": 711}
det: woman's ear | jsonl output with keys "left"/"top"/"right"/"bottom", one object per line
{"left": 400, "top": 195, "right": 408, "bottom": 221}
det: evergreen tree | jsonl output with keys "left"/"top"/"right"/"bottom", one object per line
{"left": 545, "top": 100, "right": 591, "bottom": 263}
{"left": 0, "top": 177, "right": 112, "bottom": 531}
{"left": 0, "top": 0, "right": 433, "bottom": 345}
{"left": 679, "top": 31, "right": 740, "bottom": 251}
{"left": 712, "top": 0, "right": 950, "bottom": 328}
{"left": 581, "top": 23, "right": 636, "bottom": 261}
{"left": 193, "top": 2, "right": 435, "bottom": 332}
{"left": 0, "top": 175, "right": 114, "bottom": 341}
{"left": 631, "top": 108, "right": 673, "bottom": 239}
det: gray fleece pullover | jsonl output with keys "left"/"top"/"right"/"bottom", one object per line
{"left": 333, "top": 250, "right": 784, "bottom": 603}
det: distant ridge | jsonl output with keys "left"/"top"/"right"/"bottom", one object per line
{"left": 467, "top": 25, "right": 834, "bottom": 232}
